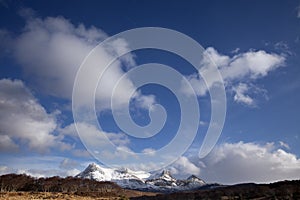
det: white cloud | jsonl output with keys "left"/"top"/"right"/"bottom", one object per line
{"left": 0, "top": 135, "right": 18, "bottom": 152}
{"left": 4, "top": 13, "right": 155, "bottom": 111}
{"left": 297, "top": 6, "right": 300, "bottom": 18}
{"left": 0, "top": 79, "right": 71, "bottom": 153}
{"left": 201, "top": 47, "right": 285, "bottom": 80}
{"left": 169, "top": 156, "right": 201, "bottom": 178}
{"left": 232, "top": 83, "right": 254, "bottom": 106}
{"left": 132, "top": 91, "right": 156, "bottom": 110}
{"left": 232, "top": 83, "right": 268, "bottom": 106}
{"left": 12, "top": 15, "right": 106, "bottom": 99}
{"left": 181, "top": 47, "right": 285, "bottom": 106}
{"left": 196, "top": 141, "right": 300, "bottom": 184}
{"left": 16, "top": 168, "right": 81, "bottom": 178}
{"left": 142, "top": 148, "right": 156, "bottom": 156}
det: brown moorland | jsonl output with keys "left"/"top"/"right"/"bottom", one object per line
{"left": 0, "top": 174, "right": 157, "bottom": 200}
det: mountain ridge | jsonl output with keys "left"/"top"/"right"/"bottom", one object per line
{"left": 76, "top": 163, "right": 206, "bottom": 191}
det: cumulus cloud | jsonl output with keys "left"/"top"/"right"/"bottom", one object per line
{"left": 219, "top": 49, "right": 285, "bottom": 79}
{"left": 195, "top": 142, "right": 300, "bottom": 184}
{"left": 181, "top": 47, "right": 285, "bottom": 106}
{"left": 0, "top": 135, "right": 18, "bottom": 152}
{"left": 12, "top": 15, "right": 106, "bottom": 98}
{"left": 169, "top": 156, "right": 201, "bottom": 178}
{"left": 1, "top": 12, "right": 155, "bottom": 111}
{"left": 201, "top": 47, "right": 285, "bottom": 80}
{"left": 0, "top": 79, "right": 71, "bottom": 153}
{"left": 0, "top": 12, "right": 157, "bottom": 157}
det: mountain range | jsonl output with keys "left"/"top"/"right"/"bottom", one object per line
{"left": 75, "top": 163, "right": 207, "bottom": 192}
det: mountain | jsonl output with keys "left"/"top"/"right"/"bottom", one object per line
{"left": 75, "top": 163, "right": 150, "bottom": 189}
{"left": 146, "top": 170, "right": 178, "bottom": 188}
{"left": 76, "top": 163, "right": 206, "bottom": 192}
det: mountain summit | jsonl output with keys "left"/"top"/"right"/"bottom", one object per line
{"left": 76, "top": 163, "right": 206, "bottom": 191}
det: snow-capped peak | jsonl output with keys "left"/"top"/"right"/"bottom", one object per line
{"left": 76, "top": 163, "right": 151, "bottom": 189}
{"left": 148, "top": 170, "right": 175, "bottom": 182}
{"left": 76, "top": 163, "right": 206, "bottom": 191}
{"left": 188, "top": 175, "right": 205, "bottom": 182}
{"left": 84, "top": 163, "right": 103, "bottom": 173}
{"left": 187, "top": 175, "right": 206, "bottom": 185}
{"left": 76, "top": 163, "right": 114, "bottom": 181}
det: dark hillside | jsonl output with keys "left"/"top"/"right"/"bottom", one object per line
{"left": 131, "top": 180, "right": 300, "bottom": 200}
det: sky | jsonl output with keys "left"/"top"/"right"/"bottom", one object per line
{"left": 0, "top": 0, "right": 300, "bottom": 185}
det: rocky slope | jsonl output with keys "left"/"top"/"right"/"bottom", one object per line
{"left": 76, "top": 163, "right": 206, "bottom": 191}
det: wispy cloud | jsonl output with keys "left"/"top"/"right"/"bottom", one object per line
{"left": 279, "top": 141, "right": 290, "bottom": 150}
{"left": 232, "top": 83, "right": 254, "bottom": 106}
{"left": 231, "top": 83, "right": 268, "bottom": 107}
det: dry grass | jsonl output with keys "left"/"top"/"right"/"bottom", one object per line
{"left": 0, "top": 191, "right": 157, "bottom": 200}
{"left": 0, "top": 192, "right": 123, "bottom": 200}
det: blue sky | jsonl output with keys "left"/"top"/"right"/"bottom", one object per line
{"left": 0, "top": 0, "right": 300, "bottom": 184}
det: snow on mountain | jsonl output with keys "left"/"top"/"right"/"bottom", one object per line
{"left": 148, "top": 170, "right": 176, "bottom": 182}
{"left": 187, "top": 175, "right": 206, "bottom": 185}
{"left": 75, "top": 163, "right": 150, "bottom": 188}
{"left": 76, "top": 163, "right": 206, "bottom": 191}
{"left": 76, "top": 163, "right": 113, "bottom": 181}
{"left": 146, "top": 170, "right": 177, "bottom": 188}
